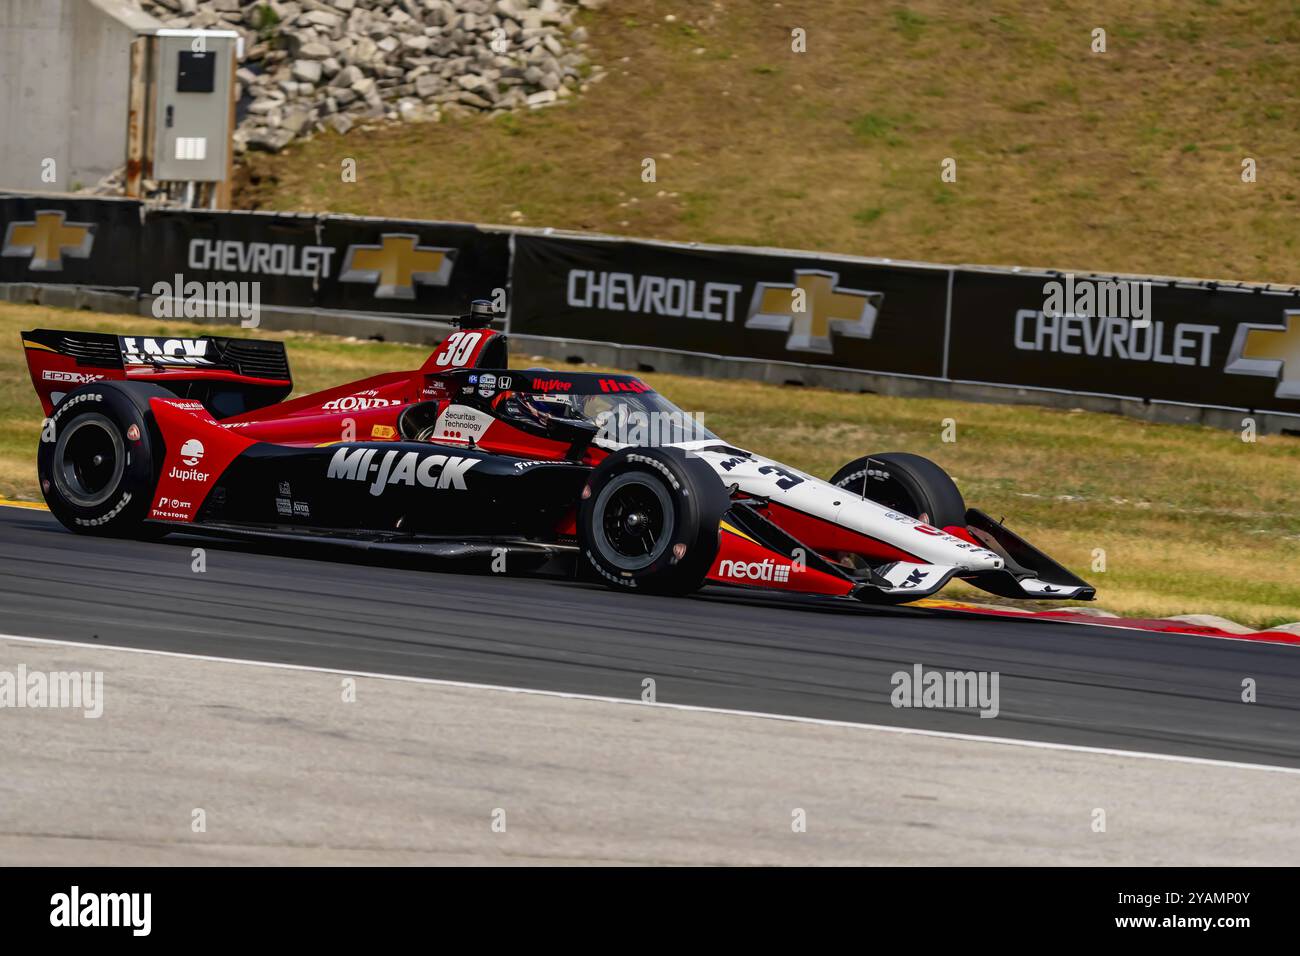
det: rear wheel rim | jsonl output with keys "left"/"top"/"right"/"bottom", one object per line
{"left": 592, "top": 473, "right": 673, "bottom": 571}
{"left": 53, "top": 413, "right": 125, "bottom": 509}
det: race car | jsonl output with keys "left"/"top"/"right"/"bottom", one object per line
{"left": 22, "top": 300, "right": 1095, "bottom": 604}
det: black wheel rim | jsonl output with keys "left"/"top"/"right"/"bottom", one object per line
{"left": 866, "top": 485, "right": 922, "bottom": 518}
{"left": 592, "top": 473, "right": 673, "bottom": 571}
{"left": 836, "top": 467, "right": 925, "bottom": 521}
{"left": 53, "top": 414, "right": 125, "bottom": 509}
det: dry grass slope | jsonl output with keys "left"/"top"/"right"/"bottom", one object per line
{"left": 240, "top": 0, "right": 1300, "bottom": 284}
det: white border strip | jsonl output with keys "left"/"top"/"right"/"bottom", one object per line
{"left": 3, "top": 631, "right": 1298, "bottom": 776}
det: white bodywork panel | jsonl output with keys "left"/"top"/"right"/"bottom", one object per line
{"left": 675, "top": 441, "right": 1005, "bottom": 573}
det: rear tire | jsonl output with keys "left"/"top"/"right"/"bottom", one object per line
{"left": 578, "top": 447, "right": 729, "bottom": 595}
{"left": 38, "top": 382, "right": 173, "bottom": 538}
{"left": 829, "top": 452, "right": 965, "bottom": 528}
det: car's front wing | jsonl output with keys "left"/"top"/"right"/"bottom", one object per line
{"left": 705, "top": 500, "right": 1095, "bottom": 603}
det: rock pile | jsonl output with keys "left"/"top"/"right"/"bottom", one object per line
{"left": 135, "top": 0, "right": 604, "bottom": 152}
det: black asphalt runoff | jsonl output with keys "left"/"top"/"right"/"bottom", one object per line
{"left": 2, "top": 507, "right": 1298, "bottom": 768}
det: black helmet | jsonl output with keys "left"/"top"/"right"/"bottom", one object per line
{"left": 457, "top": 298, "right": 498, "bottom": 329}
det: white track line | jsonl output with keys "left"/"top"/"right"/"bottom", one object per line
{"left": 2, "top": 631, "right": 1298, "bottom": 776}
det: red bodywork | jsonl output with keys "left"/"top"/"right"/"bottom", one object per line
{"left": 23, "top": 324, "right": 857, "bottom": 598}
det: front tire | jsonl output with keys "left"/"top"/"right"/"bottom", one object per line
{"left": 578, "top": 447, "right": 730, "bottom": 595}
{"left": 829, "top": 452, "right": 965, "bottom": 528}
{"left": 38, "top": 382, "right": 173, "bottom": 538}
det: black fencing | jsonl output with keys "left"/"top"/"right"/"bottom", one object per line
{"left": 2, "top": 192, "right": 1298, "bottom": 418}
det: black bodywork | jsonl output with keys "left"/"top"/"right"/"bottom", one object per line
{"left": 197, "top": 441, "right": 592, "bottom": 538}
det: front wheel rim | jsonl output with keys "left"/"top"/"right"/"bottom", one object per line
{"left": 591, "top": 473, "right": 673, "bottom": 571}
{"left": 835, "top": 468, "right": 925, "bottom": 521}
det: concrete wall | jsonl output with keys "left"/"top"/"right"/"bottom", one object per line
{"left": 0, "top": 0, "right": 161, "bottom": 192}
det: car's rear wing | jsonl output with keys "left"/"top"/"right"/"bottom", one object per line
{"left": 21, "top": 329, "right": 293, "bottom": 419}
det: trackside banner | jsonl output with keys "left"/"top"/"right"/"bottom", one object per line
{"left": 947, "top": 269, "right": 1300, "bottom": 416}
{"left": 2, "top": 192, "right": 1298, "bottom": 418}
{"left": 144, "top": 209, "right": 509, "bottom": 317}
{"left": 509, "top": 234, "right": 951, "bottom": 377}
{"left": 0, "top": 193, "right": 144, "bottom": 289}
{"left": 143, "top": 209, "right": 321, "bottom": 307}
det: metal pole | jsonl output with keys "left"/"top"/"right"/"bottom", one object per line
{"left": 125, "top": 36, "right": 148, "bottom": 198}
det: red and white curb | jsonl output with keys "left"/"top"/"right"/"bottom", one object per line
{"left": 916, "top": 599, "right": 1300, "bottom": 647}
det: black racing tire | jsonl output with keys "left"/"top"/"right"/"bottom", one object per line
{"left": 578, "top": 446, "right": 730, "bottom": 596}
{"left": 829, "top": 452, "right": 966, "bottom": 528}
{"left": 38, "top": 381, "right": 174, "bottom": 539}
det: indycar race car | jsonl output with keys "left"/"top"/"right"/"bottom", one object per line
{"left": 22, "top": 301, "right": 1095, "bottom": 604}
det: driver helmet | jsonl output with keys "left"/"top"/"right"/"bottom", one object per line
{"left": 492, "top": 388, "right": 583, "bottom": 427}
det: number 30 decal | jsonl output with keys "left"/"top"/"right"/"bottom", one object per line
{"left": 434, "top": 331, "right": 483, "bottom": 367}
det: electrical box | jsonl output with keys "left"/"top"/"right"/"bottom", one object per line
{"left": 150, "top": 31, "right": 237, "bottom": 183}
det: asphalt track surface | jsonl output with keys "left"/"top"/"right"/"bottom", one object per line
{"left": 2, "top": 506, "right": 1299, "bottom": 769}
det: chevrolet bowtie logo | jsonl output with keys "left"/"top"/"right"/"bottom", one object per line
{"left": 745, "top": 269, "right": 882, "bottom": 354}
{"left": 1, "top": 210, "right": 95, "bottom": 271}
{"left": 339, "top": 233, "right": 455, "bottom": 299}
{"left": 1225, "top": 311, "right": 1300, "bottom": 400}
